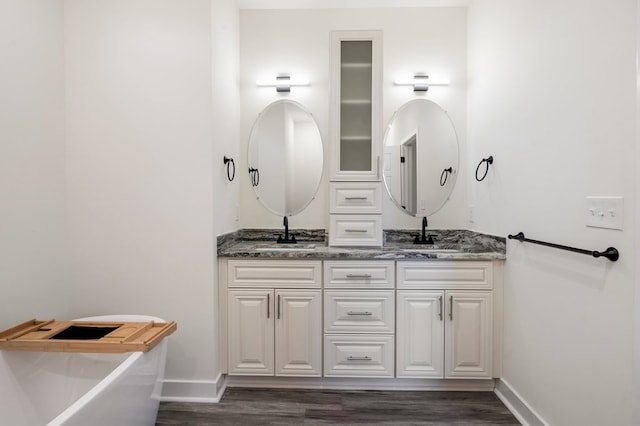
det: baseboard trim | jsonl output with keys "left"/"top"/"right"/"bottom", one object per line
{"left": 494, "top": 379, "right": 548, "bottom": 426}
{"left": 226, "top": 376, "right": 495, "bottom": 391}
{"left": 161, "top": 374, "right": 226, "bottom": 403}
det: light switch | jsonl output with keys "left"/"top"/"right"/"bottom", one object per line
{"left": 585, "top": 196, "right": 623, "bottom": 230}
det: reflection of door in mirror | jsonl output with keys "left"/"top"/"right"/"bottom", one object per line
{"left": 383, "top": 145, "right": 400, "bottom": 208}
{"left": 400, "top": 134, "right": 417, "bottom": 215}
{"left": 382, "top": 99, "right": 459, "bottom": 217}
{"left": 383, "top": 131, "right": 417, "bottom": 216}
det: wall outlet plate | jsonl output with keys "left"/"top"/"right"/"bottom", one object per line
{"left": 585, "top": 196, "right": 623, "bottom": 230}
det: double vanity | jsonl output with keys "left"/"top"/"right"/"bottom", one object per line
{"left": 225, "top": 29, "right": 506, "bottom": 391}
{"left": 217, "top": 230, "right": 506, "bottom": 390}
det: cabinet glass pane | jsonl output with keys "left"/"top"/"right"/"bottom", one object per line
{"left": 340, "top": 40, "right": 372, "bottom": 172}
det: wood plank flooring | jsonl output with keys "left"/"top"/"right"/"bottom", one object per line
{"left": 156, "top": 388, "right": 520, "bottom": 425}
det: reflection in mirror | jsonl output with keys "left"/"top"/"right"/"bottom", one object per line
{"left": 383, "top": 99, "right": 459, "bottom": 217}
{"left": 247, "top": 100, "right": 323, "bottom": 216}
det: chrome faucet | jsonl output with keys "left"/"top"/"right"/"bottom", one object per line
{"left": 414, "top": 216, "right": 435, "bottom": 245}
{"left": 277, "top": 216, "right": 297, "bottom": 244}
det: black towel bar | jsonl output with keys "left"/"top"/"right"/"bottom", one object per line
{"left": 507, "top": 232, "right": 619, "bottom": 262}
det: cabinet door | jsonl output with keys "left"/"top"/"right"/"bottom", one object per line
{"left": 445, "top": 291, "right": 493, "bottom": 379}
{"left": 330, "top": 30, "right": 382, "bottom": 181}
{"left": 396, "top": 291, "right": 445, "bottom": 378}
{"left": 275, "top": 290, "right": 322, "bottom": 377}
{"left": 227, "top": 290, "right": 274, "bottom": 375}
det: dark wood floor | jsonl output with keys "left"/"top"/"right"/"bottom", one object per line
{"left": 156, "top": 388, "right": 520, "bottom": 425}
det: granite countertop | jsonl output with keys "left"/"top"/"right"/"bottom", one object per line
{"left": 217, "top": 229, "right": 506, "bottom": 261}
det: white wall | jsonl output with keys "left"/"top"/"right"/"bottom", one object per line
{"left": 0, "top": 0, "right": 69, "bottom": 327}
{"left": 64, "top": 0, "right": 219, "bottom": 389}
{"left": 468, "top": 1, "right": 636, "bottom": 424}
{"left": 635, "top": 2, "right": 640, "bottom": 423}
{"left": 239, "top": 7, "right": 468, "bottom": 230}
{"left": 210, "top": 0, "right": 240, "bottom": 390}
{"left": 212, "top": 0, "right": 241, "bottom": 237}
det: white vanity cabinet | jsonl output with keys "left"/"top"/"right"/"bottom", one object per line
{"left": 225, "top": 260, "right": 322, "bottom": 377}
{"left": 396, "top": 261, "right": 498, "bottom": 380}
{"left": 219, "top": 256, "right": 503, "bottom": 387}
{"left": 329, "top": 30, "right": 383, "bottom": 247}
{"left": 323, "top": 260, "right": 395, "bottom": 377}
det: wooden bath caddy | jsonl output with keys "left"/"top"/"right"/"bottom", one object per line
{"left": 0, "top": 319, "right": 177, "bottom": 353}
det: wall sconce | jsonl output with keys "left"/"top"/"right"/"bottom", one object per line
{"left": 256, "top": 74, "right": 310, "bottom": 93}
{"left": 394, "top": 74, "right": 450, "bottom": 92}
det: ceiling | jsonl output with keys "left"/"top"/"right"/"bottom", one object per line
{"left": 237, "top": 0, "right": 470, "bottom": 9}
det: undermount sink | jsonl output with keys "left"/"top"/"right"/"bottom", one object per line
{"left": 400, "top": 248, "right": 461, "bottom": 253}
{"left": 254, "top": 244, "right": 319, "bottom": 252}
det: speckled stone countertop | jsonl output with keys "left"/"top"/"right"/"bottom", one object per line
{"left": 217, "top": 229, "right": 506, "bottom": 261}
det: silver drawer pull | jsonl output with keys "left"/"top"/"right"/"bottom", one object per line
{"left": 346, "top": 274, "right": 372, "bottom": 279}
{"left": 345, "top": 197, "right": 368, "bottom": 201}
{"left": 347, "top": 311, "right": 372, "bottom": 316}
{"left": 344, "top": 229, "right": 367, "bottom": 233}
{"left": 277, "top": 294, "right": 281, "bottom": 320}
{"left": 347, "top": 356, "right": 372, "bottom": 361}
{"left": 449, "top": 295, "right": 453, "bottom": 321}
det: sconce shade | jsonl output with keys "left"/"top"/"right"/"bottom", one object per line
{"left": 256, "top": 74, "right": 310, "bottom": 92}
{"left": 394, "top": 74, "right": 450, "bottom": 91}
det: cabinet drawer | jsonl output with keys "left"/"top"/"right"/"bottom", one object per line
{"left": 329, "top": 215, "right": 383, "bottom": 247}
{"left": 397, "top": 261, "right": 493, "bottom": 290}
{"left": 324, "top": 290, "right": 395, "bottom": 333}
{"left": 330, "top": 182, "right": 382, "bottom": 214}
{"left": 324, "top": 261, "right": 394, "bottom": 288}
{"left": 227, "top": 260, "right": 322, "bottom": 288}
{"left": 324, "top": 335, "right": 394, "bottom": 377}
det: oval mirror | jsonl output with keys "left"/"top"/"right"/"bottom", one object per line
{"left": 247, "top": 100, "right": 324, "bottom": 216}
{"left": 382, "top": 99, "right": 459, "bottom": 217}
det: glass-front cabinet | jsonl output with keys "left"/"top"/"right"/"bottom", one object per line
{"left": 329, "top": 30, "right": 383, "bottom": 246}
{"left": 330, "top": 30, "right": 382, "bottom": 181}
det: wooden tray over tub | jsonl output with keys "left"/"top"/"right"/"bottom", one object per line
{"left": 0, "top": 319, "right": 177, "bottom": 353}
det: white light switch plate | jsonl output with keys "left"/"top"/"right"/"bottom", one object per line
{"left": 585, "top": 196, "right": 623, "bottom": 230}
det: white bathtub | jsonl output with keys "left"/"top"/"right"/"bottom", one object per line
{"left": 0, "top": 315, "right": 169, "bottom": 426}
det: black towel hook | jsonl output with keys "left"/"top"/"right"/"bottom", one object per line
{"left": 475, "top": 156, "right": 493, "bottom": 182}
{"left": 223, "top": 156, "right": 235, "bottom": 182}
{"left": 440, "top": 167, "right": 453, "bottom": 187}
{"left": 248, "top": 167, "right": 260, "bottom": 187}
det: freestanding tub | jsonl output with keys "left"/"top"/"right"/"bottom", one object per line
{"left": 0, "top": 315, "right": 170, "bottom": 426}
